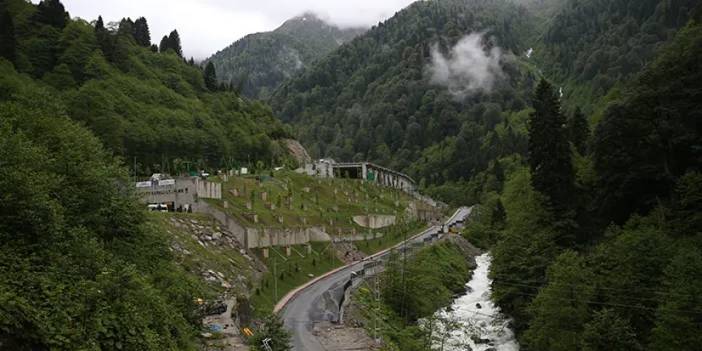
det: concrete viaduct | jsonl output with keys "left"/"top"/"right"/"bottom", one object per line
{"left": 303, "top": 159, "right": 416, "bottom": 193}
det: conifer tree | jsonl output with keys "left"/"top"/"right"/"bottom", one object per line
{"left": 117, "top": 18, "right": 134, "bottom": 39}
{"left": 568, "top": 107, "right": 590, "bottom": 154}
{"left": 528, "top": 79, "right": 575, "bottom": 239}
{"left": 150, "top": 44, "right": 158, "bottom": 53}
{"left": 159, "top": 35, "right": 169, "bottom": 53}
{"left": 133, "top": 17, "right": 151, "bottom": 47}
{"left": 0, "top": 3, "right": 16, "bottom": 63}
{"left": 34, "top": 0, "right": 68, "bottom": 28}
{"left": 94, "top": 15, "right": 114, "bottom": 60}
{"left": 94, "top": 15, "right": 105, "bottom": 32}
{"left": 167, "top": 30, "right": 182, "bottom": 57}
{"left": 248, "top": 314, "right": 291, "bottom": 351}
{"left": 204, "top": 61, "right": 217, "bottom": 91}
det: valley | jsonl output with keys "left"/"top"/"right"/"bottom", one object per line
{"left": 0, "top": 0, "right": 701, "bottom": 350}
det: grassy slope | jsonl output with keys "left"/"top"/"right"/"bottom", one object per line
{"left": 207, "top": 170, "right": 414, "bottom": 231}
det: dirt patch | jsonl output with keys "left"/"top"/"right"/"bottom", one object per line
{"left": 282, "top": 139, "right": 312, "bottom": 165}
{"left": 333, "top": 241, "right": 367, "bottom": 264}
{"left": 313, "top": 321, "right": 381, "bottom": 351}
{"left": 202, "top": 299, "right": 250, "bottom": 351}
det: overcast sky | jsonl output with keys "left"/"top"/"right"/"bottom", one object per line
{"left": 44, "top": 0, "right": 417, "bottom": 60}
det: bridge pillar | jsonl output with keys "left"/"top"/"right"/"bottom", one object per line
{"left": 362, "top": 163, "right": 368, "bottom": 181}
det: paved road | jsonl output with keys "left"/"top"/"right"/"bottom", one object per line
{"left": 279, "top": 206, "right": 473, "bottom": 351}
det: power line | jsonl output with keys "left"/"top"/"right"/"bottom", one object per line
{"left": 488, "top": 274, "right": 700, "bottom": 299}
{"left": 492, "top": 288, "right": 702, "bottom": 316}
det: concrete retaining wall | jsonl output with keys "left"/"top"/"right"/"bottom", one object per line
{"left": 246, "top": 227, "right": 333, "bottom": 249}
{"left": 197, "top": 201, "right": 248, "bottom": 247}
{"left": 197, "top": 179, "right": 222, "bottom": 199}
{"left": 352, "top": 214, "right": 396, "bottom": 229}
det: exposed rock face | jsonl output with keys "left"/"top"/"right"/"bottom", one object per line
{"left": 282, "top": 138, "right": 312, "bottom": 165}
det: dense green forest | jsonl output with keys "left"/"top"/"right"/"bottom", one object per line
{"left": 269, "top": 0, "right": 698, "bottom": 206}
{"left": 206, "top": 13, "right": 364, "bottom": 99}
{"left": 0, "top": 0, "right": 295, "bottom": 348}
{"left": 0, "top": 48, "right": 208, "bottom": 351}
{"left": 464, "top": 8, "right": 702, "bottom": 349}
{"left": 267, "top": 0, "right": 702, "bottom": 348}
{"left": 1, "top": 0, "right": 291, "bottom": 176}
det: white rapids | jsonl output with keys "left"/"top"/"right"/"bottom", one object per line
{"left": 427, "top": 253, "right": 519, "bottom": 351}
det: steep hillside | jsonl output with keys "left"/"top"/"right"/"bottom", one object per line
{"left": 206, "top": 13, "right": 364, "bottom": 99}
{"left": 2, "top": 0, "right": 291, "bottom": 175}
{"left": 270, "top": 0, "right": 536, "bottom": 204}
{"left": 270, "top": 0, "right": 699, "bottom": 205}
{"left": 532, "top": 0, "right": 699, "bottom": 115}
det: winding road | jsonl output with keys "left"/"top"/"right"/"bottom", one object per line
{"left": 276, "top": 206, "right": 473, "bottom": 351}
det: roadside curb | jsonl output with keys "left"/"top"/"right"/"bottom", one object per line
{"left": 273, "top": 225, "right": 438, "bottom": 314}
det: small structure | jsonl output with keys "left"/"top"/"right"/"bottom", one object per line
{"left": 299, "top": 160, "right": 416, "bottom": 193}
{"left": 135, "top": 174, "right": 221, "bottom": 212}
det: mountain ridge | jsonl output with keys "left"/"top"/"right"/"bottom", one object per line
{"left": 206, "top": 12, "right": 365, "bottom": 99}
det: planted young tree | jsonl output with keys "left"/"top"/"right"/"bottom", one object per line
{"left": 249, "top": 313, "right": 291, "bottom": 351}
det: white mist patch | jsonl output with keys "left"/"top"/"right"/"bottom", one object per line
{"left": 428, "top": 33, "right": 503, "bottom": 99}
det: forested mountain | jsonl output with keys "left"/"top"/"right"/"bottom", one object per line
{"left": 1, "top": 0, "right": 291, "bottom": 176}
{"left": 206, "top": 13, "right": 365, "bottom": 99}
{"left": 0, "top": 0, "right": 295, "bottom": 348}
{"left": 533, "top": 0, "right": 699, "bottom": 115}
{"left": 268, "top": 0, "right": 702, "bottom": 347}
{"left": 271, "top": 0, "right": 537, "bottom": 203}
{"left": 270, "top": 0, "right": 699, "bottom": 204}
{"left": 481, "top": 13, "right": 702, "bottom": 349}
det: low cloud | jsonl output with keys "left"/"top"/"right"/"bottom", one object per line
{"left": 428, "top": 33, "right": 503, "bottom": 99}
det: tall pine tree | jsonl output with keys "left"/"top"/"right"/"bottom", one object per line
{"left": 204, "top": 61, "right": 217, "bottom": 91}
{"left": 133, "top": 17, "right": 151, "bottom": 47}
{"left": 94, "top": 15, "right": 114, "bottom": 60}
{"left": 34, "top": 0, "right": 68, "bottom": 28}
{"left": 0, "top": 2, "right": 16, "bottom": 63}
{"left": 167, "top": 30, "right": 182, "bottom": 57}
{"left": 528, "top": 79, "right": 575, "bottom": 244}
{"left": 568, "top": 107, "right": 590, "bottom": 154}
{"left": 159, "top": 35, "right": 169, "bottom": 53}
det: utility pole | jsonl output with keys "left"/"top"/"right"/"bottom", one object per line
{"left": 374, "top": 272, "right": 380, "bottom": 344}
{"left": 273, "top": 257, "right": 278, "bottom": 301}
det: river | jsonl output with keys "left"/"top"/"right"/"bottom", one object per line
{"left": 428, "top": 253, "right": 519, "bottom": 351}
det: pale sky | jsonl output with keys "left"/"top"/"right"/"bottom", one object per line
{"left": 41, "top": 0, "right": 418, "bottom": 60}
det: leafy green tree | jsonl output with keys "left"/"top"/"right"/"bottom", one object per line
{"left": 204, "top": 61, "right": 217, "bottom": 91}
{"left": 649, "top": 247, "right": 702, "bottom": 350}
{"left": 528, "top": 78, "right": 576, "bottom": 244}
{"left": 94, "top": 15, "right": 114, "bottom": 59}
{"left": 523, "top": 251, "right": 595, "bottom": 351}
{"left": 0, "top": 3, "right": 16, "bottom": 63}
{"left": 249, "top": 314, "right": 291, "bottom": 351}
{"left": 593, "top": 19, "right": 702, "bottom": 225}
{"left": 581, "top": 309, "right": 642, "bottom": 351}
{"left": 490, "top": 168, "right": 559, "bottom": 332}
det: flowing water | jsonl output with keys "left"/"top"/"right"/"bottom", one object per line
{"left": 428, "top": 253, "right": 519, "bottom": 351}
